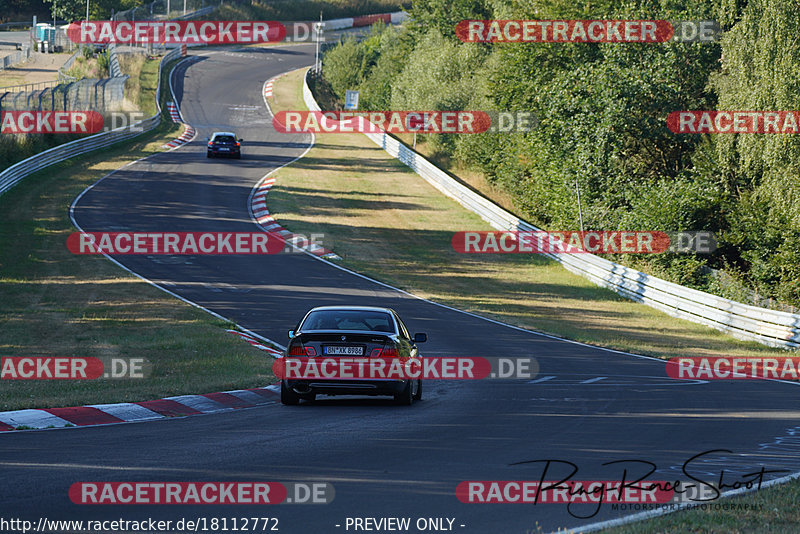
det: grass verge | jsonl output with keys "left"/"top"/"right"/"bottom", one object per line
{"left": 269, "top": 65, "right": 800, "bottom": 534}
{"left": 598, "top": 478, "right": 800, "bottom": 533}
{"left": 0, "top": 56, "right": 274, "bottom": 412}
{"left": 0, "top": 72, "right": 24, "bottom": 87}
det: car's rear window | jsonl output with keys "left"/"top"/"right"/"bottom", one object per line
{"left": 213, "top": 135, "right": 236, "bottom": 143}
{"left": 301, "top": 310, "right": 395, "bottom": 333}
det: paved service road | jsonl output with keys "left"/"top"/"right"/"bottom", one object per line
{"left": 2, "top": 44, "right": 800, "bottom": 533}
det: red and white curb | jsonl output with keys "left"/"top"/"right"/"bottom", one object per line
{"left": 227, "top": 329, "right": 284, "bottom": 356}
{"left": 250, "top": 173, "right": 341, "bottom": 259}
{"left": 167, "top": 101, "right": 181, "bottom": 122}
{"left": 0, "top": 329, "right": 286, "bottom": 431}
{"left": 0, "top": 385, "right": 280, "bottom": 432}
{"left": 162, "top": 101, "right": 196, "bottom": 149}
{"left": 324, "top": 11, "right": 408, "bottom": 31}
{"left": 255, "top": 75, "right": 341, "bottom": 259}
{"left": 263, "top": 73, "right": 284, "bottom": 99}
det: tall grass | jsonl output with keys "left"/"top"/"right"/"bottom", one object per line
{"left": 118, "top": 52, "right": 149, "bottom": 112}
{"left": 0, "top": 134, "right": 84, "bottom": 171}
{"left": 64, "top": 52, "right": 109, "bottom": 79}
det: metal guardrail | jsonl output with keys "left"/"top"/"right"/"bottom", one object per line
{"left": 0, "top": 20, "right": 69, "bottom": 29}
{"left": 0, "top": 22, "right": 30, "bottom": 29}
{"left": 302, "top": 70, "right": 800, "bottom": 351}
{"left": 324, "top": 12, "right": 408, "bottom": 31}
{"left": 0, "top": 46, "right": 183, "bottom": 198}
{"left": 174, "top": 6, "right": 216, "bottom": 20}
{"left": 1, "top": 45, "right": 31, "bottom": 70}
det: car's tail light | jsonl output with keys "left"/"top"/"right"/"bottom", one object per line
{"left": 287, "top": 345, "right": 316, "bottom": 356}
{"left": 208, "top": 142, "right": 213, "bottom": 147}
{"left": 236, "top": 142, "right": 240, "bottom": 146}
{"left": 372, "top": 347, "right": 398, "bottom": 358}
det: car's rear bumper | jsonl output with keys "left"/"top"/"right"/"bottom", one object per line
{"left": 283, "top": 379, "right": 408, "bottom": 397}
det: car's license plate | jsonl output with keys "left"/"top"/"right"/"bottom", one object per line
{"left": 220, "top": 148, "right": 230, "bottom": 151}
{"left": 324, "top": 346, "right": 363, "bottom": 355}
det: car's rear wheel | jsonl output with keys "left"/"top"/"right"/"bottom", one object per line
{"left": 394, "top": 380, "right": 414, "bottom": 406}
{"left": 235, "top": 153, "right": 241, "bottom": 159}
{"left": 206, "top": 153, "right": 212, "bottom": 158}
{"left": 280, "top": 381, "right": 300, "bottom": 405}
{"left": 413, "top": 379, "right": 422, "bottom": 401}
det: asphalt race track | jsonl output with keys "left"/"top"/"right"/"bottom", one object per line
{"left": 3, "top": 44, "right": 800, "bottom": 533}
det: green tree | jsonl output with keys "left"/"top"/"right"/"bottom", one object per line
{"left": 710, "top": 0, "right": 800, "bottom": 304}
{"left": 390, "top": 29, "right": 489, "bottom": 152}
{"left": 408, "top": 0, "right": 491, "bottom": 40}
{"left": 317, "top": 0, "right": 800, "bottom": 306}
{"left": 42, "top": 0, "right": 85, "bottom": 21}
{"left": 322, "top": 34, "right": 378, "bottom": 99}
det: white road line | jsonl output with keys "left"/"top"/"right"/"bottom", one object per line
{"left": 528, "top": 375, "right": 556, "bottom": 384}
{"left": 580, "top": 376, "right": 607, "bottom": 384}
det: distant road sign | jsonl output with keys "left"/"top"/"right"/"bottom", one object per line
{"left": 345, "top": 90, "right": 359, "bottom": 110}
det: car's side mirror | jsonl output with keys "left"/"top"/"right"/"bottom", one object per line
{"left": 413, "top": 333, "right": 427, "bottom": 343}
{"left": 288, "top": 330, "right": 295, "bottom": 339}
{"left": 205, "top": 137, "right": 210, "bottom": 141}
{"left": 238, "top": 138, "right": 243, "bottom": 142}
